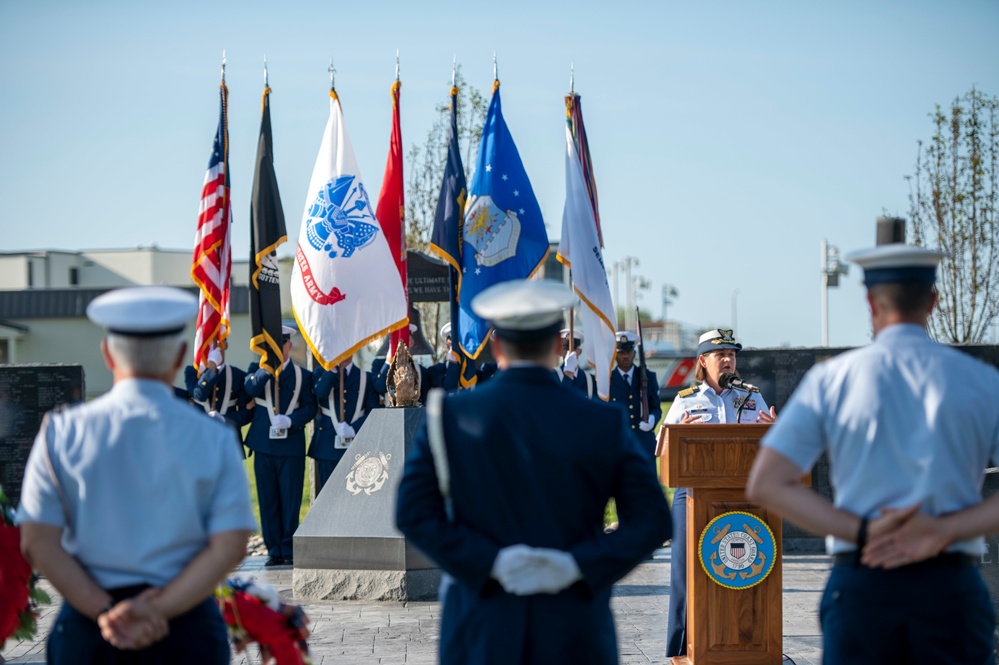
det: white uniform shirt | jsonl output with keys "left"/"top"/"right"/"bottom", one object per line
{"left": 761, "top": 324, "right": 999, "bottom": 555}
{"left": 664, "top": 382, "right": 769, "bottom": 425}
{"left": 17, "top": 378, "right": 257, "bottom": 588}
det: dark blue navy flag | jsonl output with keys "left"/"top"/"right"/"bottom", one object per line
{"left": 457, "top": 83, "right": 550, "bottom": 359}
{"left": 430, "top": 86, "right": 466, "bottom": 275}
{"left": 429, "top": 86, "right": 478, "bottom": 387}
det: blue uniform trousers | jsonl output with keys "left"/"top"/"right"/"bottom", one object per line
{"left": 47, "top": 594, "right": 228, "bottom": 665}
{"left": 666, "top": 487, "right": 687, "bottom": 657}
{"left": 315, "top": 457, "right": 339, "bottom": 495}
{"left": 254, "top": 451, "right": 304, "bottom": 559}
{"left": 820, "top": 559, "right": 994, "bottom": 665}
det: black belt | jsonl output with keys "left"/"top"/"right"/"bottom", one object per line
{"left": 105, "top": 583, "right": 153, "bottom": 603}
{"left": 833, "top": 551, "right": 978, "bottom": 568}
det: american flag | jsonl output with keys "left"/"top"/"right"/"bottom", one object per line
{"left": 191, "top": 82, "right": 232, "bottom": 374}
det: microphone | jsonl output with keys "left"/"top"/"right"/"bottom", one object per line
{"left": 719, "top": 372, "right": 761, "bottom": 393}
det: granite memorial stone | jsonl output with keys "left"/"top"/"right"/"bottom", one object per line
{"left": 0, "top": 364, "right": 85, "bottom": 505}
{"left": 294, "top": 407, "right": 439, "bottom": 601}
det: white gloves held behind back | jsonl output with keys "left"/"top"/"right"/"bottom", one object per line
{"left": 491, "top": 544, "right": 582, "bottom": 596}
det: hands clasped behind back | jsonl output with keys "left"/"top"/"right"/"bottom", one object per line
{"left": 491, "top": 544, "right": 582, "bottom": 595}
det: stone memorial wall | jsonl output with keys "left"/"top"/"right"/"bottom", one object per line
{"left": 0, "top": 364, "right": 85, "bottom": 506}
{"left": 739, "top": 345, "right": 999, "bottom": 552}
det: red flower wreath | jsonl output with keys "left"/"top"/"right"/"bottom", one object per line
{"left": 0, "top": 485, "right": 50, "bottom": 649}
{"left": 215, "top": 578, "right": 312, "bottom": 665}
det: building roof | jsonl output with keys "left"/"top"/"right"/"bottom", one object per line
{"left": 0, "top": 318, "right": 29, "bottom": 332}
{"left": 0, "top": 286, "right": 251, "bottom": 318}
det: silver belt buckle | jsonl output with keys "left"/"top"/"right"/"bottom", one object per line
{"left": 335, "top": 435, "right": 353, "bottom": 449}
{"left": 269, "top": 426, "right": 288, "bottom": 440}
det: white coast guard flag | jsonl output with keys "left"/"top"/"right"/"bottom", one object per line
{"left": 556, "top": 125, "right": 616, "bottom": 400}
{"left": 291, "top": 90, "right": 408, "bottom": 370}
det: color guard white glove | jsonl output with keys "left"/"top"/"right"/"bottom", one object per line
{"left": 500, "top": 548, "right": 582, "bottom": 596}
{"left": 491, "top": 545, "right": 537, "bottom": 584}
{"left": 335, "top": 422, "right": 356, "bottom": 439}
{"left": 447, "top": 350, "right": 460, "bottom": 365}
{"left": 207, "top": 410, "right": 227, "bottom": 424}
{"left": 271, "top": 414, "right": 292, "bottom": 430}
{"left": 207, "top": 346, "right": 223, "bottom": 368}
{"left": 563, "top": 351, "right": 578, "bottom": 376}
{"left": 638, "top": 414, "right": 656, "bottom": 432}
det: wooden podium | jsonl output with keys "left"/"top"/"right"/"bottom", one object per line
{"left": 657, "top": 424, "right": 787, "bottom": 665}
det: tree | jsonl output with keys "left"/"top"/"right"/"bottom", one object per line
{"left": 907, "top": 87, "right": 999, "bottom": 344}
{"left": 405, "top": 65, "right": 487, "bottom": 252}
{"left": 404, "top": 65, "right": 487, "bottom": 359}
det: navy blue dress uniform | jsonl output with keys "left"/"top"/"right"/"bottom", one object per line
{"left": 374, "top": 358, "right": 434, "bottom": 403}
{"left": 396, "top": 280, "right": 671, "bottom": 665}
{"left": 749, "top": 242, "right": 999, "bottom": 664}
{"left": 556, "top": 328, "right": 599, "bottom": 399}
{"left": 663, "top": 328, "right": 770, "bottom": 659}
{"left": 183, "top": 361, "right": 251, "bottom": 457}
{"left": 608, "top": 331, "right": 661, "bottom": 457}
{"left": 16, "top": 286, "right": 255, "bottom": 664}
{"left": 309, "top": 362, "right": 379, "bottom": 493}
{"left": 244, "top": 330, "right": 316, "bottom": 566}
{"left": 423, "top": 323, "right": 463, "bottom": 392}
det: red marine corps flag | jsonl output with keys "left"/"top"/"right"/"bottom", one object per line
{"left": 375, "top": 67, "right": 409, "bottom": 355}
{"left": 290, "top": 67, "right": 408, "bottom": 369}
{"left": 191, "top": 67, "right": 232, "bottom": 373}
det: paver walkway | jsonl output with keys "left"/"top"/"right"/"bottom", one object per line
{"left": 1, "top": 549, "right": 830, "bottom": 664}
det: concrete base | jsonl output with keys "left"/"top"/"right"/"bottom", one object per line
{"left": 294, "top": 567, "right": 441, "bottom": 601}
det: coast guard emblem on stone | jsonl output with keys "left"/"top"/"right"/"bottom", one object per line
{"left": 698, "top": 511, "right": 776, "bottom": 590}
{"left": 345, "top": 451, "right": 392, "bottom": 496}
{"left": 306, "top": 175, "right": 379, "bottom": 259}
{"left": 463, "top": 195, "right": 521, "bottom": 267}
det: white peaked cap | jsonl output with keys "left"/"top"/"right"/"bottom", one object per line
{"left": 87, "top": 286, "right": 197, "bottom": 337}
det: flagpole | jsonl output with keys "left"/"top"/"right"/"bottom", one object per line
{"left": 265, "top": 57, "right": 278, "bottom": 413}
{"left": 567, "top": 62, "right": 575, "bottom": 357}
{"left": 218, "top": 50, "right": 230, "bottom": 355}
{"left": 569, "top": 308, "right": 575, "bottom": 354}
{"left": 339, "top": 363, "right": 346, "bottom": 431}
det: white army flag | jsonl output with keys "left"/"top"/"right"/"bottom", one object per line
{"left": 291, "top": 89, "right": 407, "bottom": 369}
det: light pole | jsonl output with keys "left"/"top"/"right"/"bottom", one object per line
{"left": 622, "top": 257, "right": 639, "bottom": 330}
{"left": 611, "top": 260, "right": 621, "bottom": 328}
{"left": 662, "top": 284, "right": 678, "bottom": 321}
{"left": 821, "top": 239, "right": 849, "bottom": 347}
{"left": 731, "top": 288, "right": 740, "bottom": 332}
{"left": 633, "top": 276, "right": 651, "bottom": 327}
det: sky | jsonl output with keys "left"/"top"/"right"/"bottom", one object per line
{"left": 2, "top": 0, "right": 998, "bottom": 349}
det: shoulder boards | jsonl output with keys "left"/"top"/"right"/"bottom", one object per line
{"left": 677, "top": 386, "right": 698, "bottom": 398}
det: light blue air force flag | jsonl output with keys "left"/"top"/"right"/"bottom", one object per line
{"left": 458, "top": 84, "right": 550, "bottom": 359}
